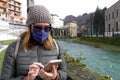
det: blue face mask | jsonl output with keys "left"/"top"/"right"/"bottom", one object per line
{"left": 32, "top": 30, "right": 49, "bottom": 43}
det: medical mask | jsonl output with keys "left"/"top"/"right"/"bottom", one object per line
{"left": 32, "top": 30, "right": 49, "bottom": 43}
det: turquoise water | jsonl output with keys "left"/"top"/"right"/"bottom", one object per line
{"left": 58, "top": 41, "right": 120, "bottom": 80}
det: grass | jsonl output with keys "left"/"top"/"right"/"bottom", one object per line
{"left": 65, "top": 38, "right": 120, "bottom": 52}
{"left": 0, "top": 39, "right": 15, "bottom": 73}
{"left": 0, "top": 39, "right": 16, "bottom": 45}
{"left": 0, "top": 49, "right": 6, "bottom": 72}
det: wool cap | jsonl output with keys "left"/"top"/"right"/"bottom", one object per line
{"left": 27, "top": 5, "right": 52, "bottom": 27}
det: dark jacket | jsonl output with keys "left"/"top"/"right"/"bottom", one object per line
{"left": 0, "top": 40, "right": 67, "bottom": 80}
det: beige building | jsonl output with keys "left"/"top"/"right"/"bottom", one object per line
{"left": 66, "top": 21, "right": 77, "bottom": 37}
{"left": 0, "top": 0, "right": 26, "bottom": 24}
{"left": 105, "top": 0, "right": 120, "bottom": 37}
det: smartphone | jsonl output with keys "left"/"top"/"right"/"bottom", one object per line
{"left": 44, "top": 59, "right": 62, "bottom": 72}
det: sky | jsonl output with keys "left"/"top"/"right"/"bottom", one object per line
{"left": 17, "top": 0, "right": 119, "bottom": 19}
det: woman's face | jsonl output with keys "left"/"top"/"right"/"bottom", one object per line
{"left": 31, "top": 23, "right": 52, "bottom": 32}
{"left": 30, "top": 22, "right": 52, "bottom": 43}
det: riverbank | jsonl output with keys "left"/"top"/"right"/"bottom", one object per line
{"left": 64, "top": 52, "right": 111, "bottom": 80}
{"left": 60, "top": 38, "right": 120, "bottom": 52}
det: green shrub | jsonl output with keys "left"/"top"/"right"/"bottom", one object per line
{"left": 64, "top": 51, "right": 86, "bottom": 68}
{"left": 84, "top": 37, "right": 120, "bottom": 46}
{"left": 113, "top": 33, "right": 120, "bottom": 38}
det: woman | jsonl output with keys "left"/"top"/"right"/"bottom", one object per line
{"left": 0, "top": 5, "right": 67, "bottom": 80}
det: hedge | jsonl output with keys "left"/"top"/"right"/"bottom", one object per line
{"left": 84, "top": 37, "right": 120, "bottom": 46}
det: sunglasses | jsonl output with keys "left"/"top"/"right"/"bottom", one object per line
{"left": 32, "top": 25, "right": 52, "bottom": 32}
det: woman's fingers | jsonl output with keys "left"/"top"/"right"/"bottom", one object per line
{"left": 39, "top": 71, "right": 47, "bottom": 79}
{"left": 28, "top": 62, "right": 44, "bottom": 80}
{"left": 28, "top": 69, "right": 36, "bottom": 75}
{"left": 33, "top": 62, "right": 44, "bottom": 68}
{"left": 52, "top": 65, "right": 58, "bottom": 73}
{"left": 39, "top": 69, "right": 51, "bottom": 80}
{"left": 29, "top": 64, "right": 39, "bottom": 70}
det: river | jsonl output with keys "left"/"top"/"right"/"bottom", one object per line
{"left": 58, "top": 40, "right": 120, "bottom": 80}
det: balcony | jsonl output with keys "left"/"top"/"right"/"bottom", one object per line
{"left": 15, "top": 10, "right": 21, "bottom": 13}
{"left": 8, "top": 2, "right": 14, "bottom": 6}
{"left": 0, "top": 4, "right": 7, "bottom": 9}
{"left": 0, "top": 0, "right": 7, "bottom": 3}
{"left": 8, "top": 7, "right": 14, "bottom": 11}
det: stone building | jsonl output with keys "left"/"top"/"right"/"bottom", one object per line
{"left": 105, "top": 0, "right": 120, "bottom": 37}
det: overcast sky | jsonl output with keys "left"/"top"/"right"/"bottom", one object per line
{"left": 17, "top": 0, "right": 119, "bottom": 19}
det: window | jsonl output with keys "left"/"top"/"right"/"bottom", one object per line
{"left": 14, "top": 13, "right": 17, "bottom": 16}
{"left": 11, "top": 17, "right": 14, "bottom": 20}
{"left": 3, "top": 10, "right": 6, "bottom": 13}
{"left": 108, "top": 24, "right": 111, "bottom": 32}
{"left": 18, "top": 3, "right": 20, "bottom": 6}
{"left": 9, "top": 11, "right": 11, "bottom": 15}
{"left": 18, "top": 8, "right": 20, "bottom": 11}
{"left": 2, "top": 18, "right": 4, "bottom": 20}
{"left": 109, "top": 14, "right": 110, "bottom": 20}
{"left": 9, "top": 5, "right": 11, "bottom": 8}
{"left": 106, "top": 15, "right": 108, "bottom": 21}
{"left": 20, "top": 18, "right": 23, "bottom": 21}
{"left": 116, "top": 9, "right": 118, "bottom": 17}
{"left": 112, "top": 12, "right": 114, "bottom": 19}
{"left": 3, "top": 4, "right": 5, "bottom": 7}
{"left": 116, "top": 22, "right": 119, "bottom": 31}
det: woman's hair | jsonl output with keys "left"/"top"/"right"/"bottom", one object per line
{"left": 21, "top": 26, "right": 53, "bottom": 52}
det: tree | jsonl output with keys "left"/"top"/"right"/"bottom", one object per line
{"left": 93, "top": 7, "right": 107, "bottom": 36}
{"left": 100, "top": 7, "right": 107, "bottom": 36}
{"left": 86, "top": 13, "right": 94, "bottom": 36}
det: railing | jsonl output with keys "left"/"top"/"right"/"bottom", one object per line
{"left": 0, "top": 4, "right": 7, "bottom": 8}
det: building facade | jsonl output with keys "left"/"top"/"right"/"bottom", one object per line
{"left": 0, "top": 0, "right": 26, "bottom": 25}
{"left": 66, "top": 21, "right": 77, "bottom": 37}
{"left": 105, "top": 0, "right": 120, "bottom": 37}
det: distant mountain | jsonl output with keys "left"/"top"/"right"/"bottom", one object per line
{"left": 77, "top": 13, "right": 90, "bottom": 26}
{"left": 63, "top": 13, "right": 91, "bottom": 27}
{"left": 63, "top": 15, "right": 77, "bottom": 25}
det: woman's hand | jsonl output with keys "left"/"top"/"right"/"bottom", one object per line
{"left": 27, "top": 62, "right": 44, "bottom": 80}
{"left": 39, "top": 65, "right": 58, "bottom": 80}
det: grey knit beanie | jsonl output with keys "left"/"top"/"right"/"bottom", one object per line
{"left": 27, "top": 5, "right": 52, "bottom": 27}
